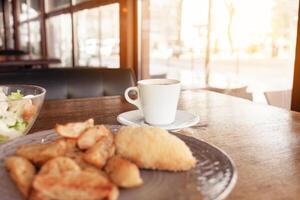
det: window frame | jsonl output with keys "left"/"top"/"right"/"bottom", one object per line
{"left": 1, "top": 0, "right": 136, "bottom": 73}
{"left": 3, "top": 0, "right": 15, "bottom": 49}
{"left": 0, "top": 0, "right": 6, "bottom": 49}
{"left": 14, "top": 0, "right": 42, "bottom": 54}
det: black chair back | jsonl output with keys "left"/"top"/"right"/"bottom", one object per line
{"left": 0, "top": 68, "right": 135, "bottom": 100}
{"left": 0, "top": 49, "right": 27, "bottom": 56}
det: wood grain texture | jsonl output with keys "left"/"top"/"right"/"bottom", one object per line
{"left": 31, "top": 90, "right": 300, "bottom": 200}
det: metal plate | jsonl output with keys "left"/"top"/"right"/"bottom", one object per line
{"left": 0, "top": 126, "right": 237, "bottom": 200}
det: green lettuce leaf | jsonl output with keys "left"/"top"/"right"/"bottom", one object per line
{"left": 7, "top": 90, "right": 24, "bottom": 100}
{"left": 9, "top": 120, "right": 28, "bottom": 132}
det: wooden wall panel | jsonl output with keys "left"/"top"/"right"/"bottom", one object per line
{"left": 291, "top": 1, "right": 300, "bottom": 112}
{"left": 119, "top": 0, "right": 138, "bottom": 77}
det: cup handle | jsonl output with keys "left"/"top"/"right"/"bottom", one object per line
{"left": 124, "top": 87, "right": 142, "bottom": 110}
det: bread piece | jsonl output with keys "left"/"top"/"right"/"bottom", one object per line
{"left": 65, "top": 150, "right": 98, "bottom": 170}
{"left": 83, "top": 131, "right": 115, "bottom": 168}
{"left": 16, "top": 140, "right": 67, "bottom": 165}
{"left": 5, "top": 156, "right": 36, "bottom": 198}
{"left": 55, "top": 118, "right": 94, "bottom": 138}
{"left": 33, "top": 157, "right": 99, "bottom": 200}
{"left": 16, "top": 143, "right": 45, "bottom": 162}
{"left": 77, "top": 125, "right": 110, "bottom": 150}
{"left": 105, "top": 155, "right": 143, "bottom": 188}
{"left": 33, "top": 170, "right": 115, "bottom": 200}
{"left": 115, "top": 126, "right": 197, "bottom": 171}
{"left": 39, "top": 157, "right": 81, "bottom": 176}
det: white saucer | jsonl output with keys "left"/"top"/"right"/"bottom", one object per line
{"left": 117, "top": 110, "right": 200, "bottom": 130}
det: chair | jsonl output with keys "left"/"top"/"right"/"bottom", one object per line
{"left": 0, "top": 49, "right": 27, "bottom": 56}
{"left": 0, "top": 68, "right": 135, "bottom": 100}
{"left": 264, "top": 90, "right": 291, "bottom": 109}
{"left": 205, "top": 86, "right": 253, "bottom": 101}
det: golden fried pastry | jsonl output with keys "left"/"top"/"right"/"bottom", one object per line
{"left": 65, "top": 151, "right": 99, "bottom": 170}
{"left": 65, "top": 150, "right": 105, "bottom": 173}
{"left": 16, "top": 140, "right": 67, "bottom": 165}
{"left": 15, "top": 143, "right": 45, "bottom": 162}
{"left": 33, "top": 170, "right": 115, "bottom": 200}
{"left": 5, "top": 156, "right": 36, "bottom": 198}
{"left": 105, "top": 155, "right": 143, "bottom": 188}
{"left": 77, "top": 125, "right": 110, "bottom": 150}
{"left": 115, "top": 126, "right": 197, "bottom": 171}
{"left": 39, "top": 157, "right": 81, "bottom": 176}
{"left": 83, "top": 132, "right": 115, "bottom": 168}
{"left": 55, "top": 118, "right": 94, "bottom": 138}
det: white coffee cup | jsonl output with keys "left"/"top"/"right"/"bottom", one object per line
{"left": 124, "top": 79, "right": 181, "bottom": 125}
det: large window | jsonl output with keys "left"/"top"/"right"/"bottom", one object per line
{"left": 46, "top": 14, "right": 72, "bottom": 67}
{"left": 44, "top": 1, "right": 121, "bottom": 68}
{"left": 6, "top": 0, "right": 14, "bottom": 49}
{"left": 19, "top": 0, "right": 28, "bottom": 22}
{"left": 141, "top": 0, "right": 299, "bottom": 108}
{"left": 29, "top": 20, "right": 41, "bottom": 55}
{"left": 74, "top": 3, "right": 120, "bottom": 67}
{"left": 18, "top": 0, "right": 41, "bottom": 55}
{"left": 20, "top": 0, "right": 40, "bottom": 20}
{"left": 0, "top": 1, "right": 4, "bottom": 49}
{"left": 1, "top": 0, "right": 128, "bottom": 69}
{"left": 19, "top": 23, "right": 29, "bottom": 51}
{"left": 27, "top": 0, "right": 40, "bottom": 18}
{"left": 1, "top": 0, "right": 300, "bottom": 109}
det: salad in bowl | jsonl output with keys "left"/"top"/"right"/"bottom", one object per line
{"left": 0, "top": 85, "right": 46, "bottom": 143}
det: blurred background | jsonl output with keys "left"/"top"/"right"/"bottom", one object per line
{"left": 141, "top": 0, "right": 298, "bottom": 107}
{"left": 0, "top": 0, "right": 299, "bottom": 109}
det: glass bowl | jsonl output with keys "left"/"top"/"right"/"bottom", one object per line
{"left": 0, "top": 85, "right": 46, "bottom": 143}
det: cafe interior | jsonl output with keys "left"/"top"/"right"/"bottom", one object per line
{"left": 1, "top": 0, "right": 300, "bottom": 199}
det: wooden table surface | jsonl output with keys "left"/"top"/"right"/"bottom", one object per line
{"left": 0, "top": 55, "right": 61, "bottom": 67}
{"left": 31, "top": 90, "right": 300, "bottom": 200}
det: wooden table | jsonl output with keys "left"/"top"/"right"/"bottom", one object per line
{"left": 0, "top": 55, "right": 61, "bottom": 67}
{"left": 31, "top": 90, "right": 300, "bottom": 200}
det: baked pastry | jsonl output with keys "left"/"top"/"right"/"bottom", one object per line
{"left": 105, "top": 155, "right": 143, "bottom": 188}
{"left": 115, "top": 126, "right": 196, "bottom": 171}
{"left": 83, "top": 131, "right": 115, "bottom": 168}
{"left": 5, "top": 156, "right": 36, "bottom": 198}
